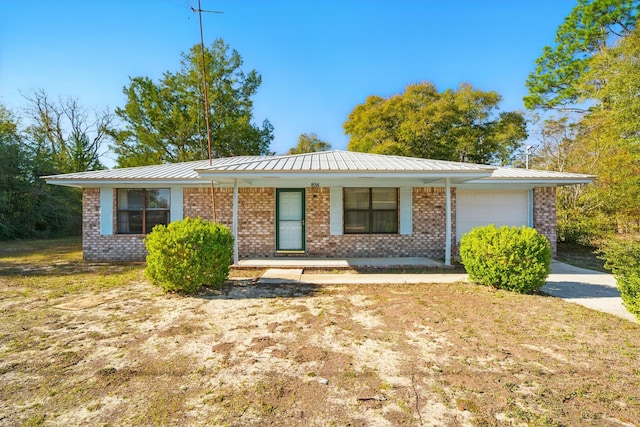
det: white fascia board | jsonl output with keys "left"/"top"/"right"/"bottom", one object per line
{"left": 45, "top": 179, "right": 216, "bottom": 188}
{"left": 227, "top": 178, "right": 435, "bottom": 188}
{"left": 47, "top": 173, "right": 547, "bottom": 189}
{"left": 44, "top": 180, "right": 85, "bottom": 188}
{"left": 456, "top": 183, "right": 538, "bottom": 191}
{"left": 466, "top": 178, "right": 592, "bottom": 186}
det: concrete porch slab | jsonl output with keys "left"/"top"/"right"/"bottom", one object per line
{"left": 258, "top": 268, "right": 303, "bottom": 284}
{"left": 347, "top": 257, "right": 443, "bottom": 268}
{"left": 236, "top": 257, "right": 443, "bottom": 269}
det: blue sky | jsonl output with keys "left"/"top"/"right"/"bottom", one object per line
{"left": 1, "top": 0, "right": 575, "bottom": 167}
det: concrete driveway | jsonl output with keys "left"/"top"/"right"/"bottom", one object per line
{"left": 543, "top": 261, "right": 636, "bottom": 322}
{"left": 258, "top": 260, "right": 636, "bottom": 323}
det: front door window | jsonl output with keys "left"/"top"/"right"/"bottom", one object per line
{"left": 276, "top": 189, "right": 305, "bottom": 251}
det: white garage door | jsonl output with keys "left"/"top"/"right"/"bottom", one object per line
{"left": 456, "top": 190, "right": 530, "bottom": 242}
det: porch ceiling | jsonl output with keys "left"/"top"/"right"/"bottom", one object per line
{"left": 206, "top": 174, "right": 486, "bottom": 188}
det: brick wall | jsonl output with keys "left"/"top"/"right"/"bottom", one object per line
{"left": 533, "top": 187, "right": 557, "bottom": 254}
{"left": 183, "top": 187, "right": 275, "bottom": 257}
{"left": 306, "top": 187, "right": 455, "bottom": 259}
{"left": 82, "top": 188, "right": 147, "bottom": 262}
{"left": 82, "top": 185, "right": 555, "bottom": 262}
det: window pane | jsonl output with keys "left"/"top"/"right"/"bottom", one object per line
{"left": 146, "top": 210, "right": 169, "bottom": 234}
{"left": 146, "top": 189, "right": 170, "bottom": 209}
{"left": 372, "top": 188, "right": 397, "bottom": 210}
{"left": 345, "top": 211, "right": 369, "bottom": 233}
{"left": 118, "top": 211, "right": 142, "bottom": 234}
{"left": 278, "top": 221, "right": 303, "bottom": 249}
{"left": 118, "top": 189, "right": 143, "bottom": 210}
{"left": 279, "top": 191, "right": 303, "bottom": 220}
{"left": 372, "top": 211, "right": 398, "bottom": 233}
{"left": 117, "top": 188, "right": 171, "bottom": 235}
{"left": 344, "top": 188, "right": 370, "bottom": 209}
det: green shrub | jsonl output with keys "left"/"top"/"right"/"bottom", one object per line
{"left": 557, "top": 212, "right": 610, "bottom": 245}
{"left": 144, "top": 217, "right": 234, "bottom": 293}
{"left": 459, "top": 225, "right": 551, "bottom": 294}
{"left": 599, "top": 238, "right": 640, "bottom": 320}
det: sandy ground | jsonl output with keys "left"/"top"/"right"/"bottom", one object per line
{"left": 2, "top": 273, "right": 640, "bottom": 426}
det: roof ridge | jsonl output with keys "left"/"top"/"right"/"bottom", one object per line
{"left": 200, "top": 151, "right": 343, "bottom": 170}
{"left": 205, "top": 149, "right": 491, "bottom": 171}
{"left": 335, "top": 150, "right": 498, "bottom": 169}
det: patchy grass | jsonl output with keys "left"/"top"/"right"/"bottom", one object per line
{"left": 0, "top": 237, "right": 145, "bottom": 300}
{"left": 1, "top": 239, "right": 639, "bottom": 426}
{"left": 557, "top": 242, "right": 607, "bottom": 273}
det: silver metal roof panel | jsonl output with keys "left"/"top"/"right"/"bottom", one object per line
{"left": 196, "top": 151, "right": 496, "bottom": 173}
{"left": 44, "top": 150, "right": 593, "bottom": 186}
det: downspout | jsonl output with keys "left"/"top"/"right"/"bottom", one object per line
{"left": 445, "top": 178, "right": 452, "bottom": 266}
{"left": 233, "top": 178, "right": 239, "bottom": 265}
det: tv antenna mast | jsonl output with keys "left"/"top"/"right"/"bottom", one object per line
{"left": 191, "top": 0, "right": 223, "bottom": 222}
{"left": 191, "top": 0, "right": 223, "bottom": 166}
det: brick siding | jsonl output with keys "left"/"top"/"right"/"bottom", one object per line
{"left": 306, "top": 187, "right": 455, "bottom": 259}
{"left": 183, "top": 187, "right": 275, "bottom": 257}
{"left": 82, "top": 185, "right": 556, "bottom": 262}
{"left": 533, "top": 187, "right": 557, "bottom": 254}
{"left": 82, "top": 188, "right": 147, "bottom": 262}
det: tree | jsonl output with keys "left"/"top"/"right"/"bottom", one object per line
{"left": 110, "top": 39, "right": 274, "bottom": 167}
{"left": 524, "top": 0, "right": 639, "bottom": 111}
{"left": 529, "top": 116, "right": 582, "bottom": 173}
{"left": 529, "top": 27, "right": 640, "bottom": 241}
{"left": 0, "top": 103, "right": 82, "bottom": 239}
{"left": 576, "top": 25, "right": 640, "bottom": 233}
{"left": 16, "top": 91, "right": 110, "bottom": 238}
{"left": 23, "top": 90, "right": 109, "bottom": 173}
{"left": 529, "top": 117, "right": 604, "bottom": 243}
{"left": 286, "top": 133, "right": 331, "bottom": 154}
{"left": 344, "top": 82, "right": 527, "bottom": 165}
{"left": 0, "top": 105, "right": 32, "bottom": 239}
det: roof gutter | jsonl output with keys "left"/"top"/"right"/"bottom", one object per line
{"left": 44, "top": 178, "right": 216, "bottom": 188}
{"left": 468, "top": 178, "right": 594, "bottom": 186}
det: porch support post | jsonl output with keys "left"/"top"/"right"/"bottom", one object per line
{"left": 445, "top": 178, "right": 452, "bottom": 266}
{"left": 233, "top": 179, "right": 239, "bottom": 265}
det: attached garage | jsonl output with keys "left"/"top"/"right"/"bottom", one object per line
{"left": 456, "top": 190, "right": 531, "bottom": 243}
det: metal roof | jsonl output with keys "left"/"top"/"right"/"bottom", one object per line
{"left": 480, "top": 166, "right": 594, "bottom": 183}
{"left": 44, "top": 150, "right": 593, "bottom": 186}
{"left": 42, "top": 157, "right": 262, "bottom": 181}
{"left": 195, "top": 150, "right": 496, "bottom": 173}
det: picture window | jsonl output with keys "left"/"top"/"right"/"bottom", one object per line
{"left": 117, "top": 189, "right": 170, "bottom": 234}
{"left": 343, "top": 188, "right": 398, "bottom": 234}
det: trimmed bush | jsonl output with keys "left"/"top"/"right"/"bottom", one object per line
{"left": 599, "top": 238, "right": 640, "bottom": 320}
{"left": 460, "top": 225, "right": 551, "bottom": 294}
{"left": 145, "top": 217, "right": 234, "bottom": 294}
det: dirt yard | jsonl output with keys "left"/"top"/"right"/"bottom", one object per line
{"left": 1, "top": 240, "right": 639, "bottom": 426}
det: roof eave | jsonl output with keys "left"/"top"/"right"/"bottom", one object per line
{"left": 45, "top": 178, "right": 214, "bottom": 188}
{"left": 468, "top": 178, "right": 593, "bottom": 186}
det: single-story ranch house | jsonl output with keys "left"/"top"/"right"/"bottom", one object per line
{"left": 45, "top": 150, "right": 593, "bottom": 265}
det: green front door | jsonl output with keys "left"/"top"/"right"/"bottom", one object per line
{"left": 276, "top": 189, "right": 305, "bottom": 252}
